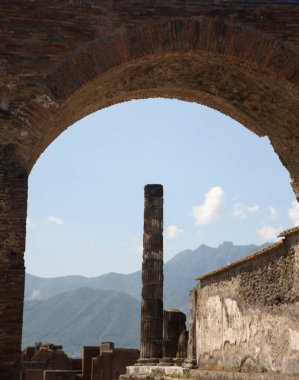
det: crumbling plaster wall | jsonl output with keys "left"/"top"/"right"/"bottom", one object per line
{"left": 193, "top": 235, "right": 299, "bottom": 375}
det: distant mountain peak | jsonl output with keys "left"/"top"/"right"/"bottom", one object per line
{"left": 23, "top": 240, "right": 268, "bottom": 355}
{"left": 220, "top": 241, "right": 234, "bottom": 247}
{"left": 198, "top": 243, "right": 210, "bottom": 249}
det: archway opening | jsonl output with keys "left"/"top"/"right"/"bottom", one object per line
{"left": 22, "top": 98, "right": 297, "bottom": 356}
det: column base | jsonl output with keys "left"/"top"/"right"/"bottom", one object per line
{"left": 173, "top": 358, "right": 184, "bottom": 366}
{"left": 182, "top": 359, "right": 197, "bottom": 369}
{"left": 159, "top": 357, "right": 174, "bottom": 366}
{"left": 136, "top": 358, "right": 160, "bottom": 366}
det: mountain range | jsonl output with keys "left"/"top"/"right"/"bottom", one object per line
{"left": 23, "top": 241, "right": 267, "bottom": 355}
{"left": 23, "top": 287, "right": 140, "bottom": 356}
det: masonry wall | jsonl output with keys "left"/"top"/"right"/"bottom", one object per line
{"left": 0, "top": 145, "right": 27, "bottom": 380}
{"left": 1, "top": 2, "right": 299, "bottom": 378}
{"left": 192, "top": 234, "right": 299, "bottom": 375}
{"left": 83, "top": 346, "right": 100, "bottom": 380}
{"left": 91, "top": 349, "right": 139, "bottom": 380}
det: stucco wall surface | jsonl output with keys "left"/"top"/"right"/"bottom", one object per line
{"left": 193, "top": 234, "right": 299, "bottom": 375}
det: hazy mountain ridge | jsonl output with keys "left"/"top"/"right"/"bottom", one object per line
{"left": 163, "top": 241, "right": 267, "bottom": 312}
{"left": 23, "top": 242, "right": 268, "bottom": 354}
{"left": 25, "top": 271, "right": 141, "bottom": 302}
{"left": 25, "top": 242, "right": 267, "bottom": 306}
{"left": 23, "top": 287, "right": 140, "bottom": 356}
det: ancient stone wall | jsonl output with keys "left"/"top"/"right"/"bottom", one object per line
{"left": 43, "top": 371, "right": 80, "bottom": 380}
{"left": 0, "top": 145, "right": 27, "bottom": 380}
{"left": 191, "top": 230, "right": 299, "bottom": 375}
{"left": 21, "top": 345, "right": 78, "bottom": 380}
{"left": 21, "top": 370, "right": 43, "bottom": 380}
{"left": 0, "top": 2, "right": 299, "bottom": 378}
{"left": 83, "top": 346, "right": 100, "bottom": 380}
{"left": 91, "top": 347, "right": 139, "bottom": 380}
{"left": 1, "top": 1, "right": 299, "bottom": 186}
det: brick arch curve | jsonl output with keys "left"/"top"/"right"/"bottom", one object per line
{"left": 1, "top": 5, "right": 299, "bottom": 379}
{"left": 29, "top": 19, "right": 299, "bottom": 193}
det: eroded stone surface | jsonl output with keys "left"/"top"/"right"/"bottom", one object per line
{"left": 193, "top": 235, "right": 299, "bottom": 375}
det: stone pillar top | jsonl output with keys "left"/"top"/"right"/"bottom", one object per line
{"left": 144, "top": 184, "right": 163, "bottom": 197}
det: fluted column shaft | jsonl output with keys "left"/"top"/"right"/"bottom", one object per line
{"left": 140, "top": 184, "right": 163, "bottom": 359}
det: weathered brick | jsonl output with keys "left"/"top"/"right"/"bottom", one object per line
{"left": 0, "top": 2, "right": 299, "bottom": 378}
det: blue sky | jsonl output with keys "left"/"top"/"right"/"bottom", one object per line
{"left": 25, "top": 99, "right": 299, "bottom": 277}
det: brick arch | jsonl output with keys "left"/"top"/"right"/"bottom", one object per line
{"left": 1, "top": 3, "right": 299, "bottom": 379}
{"left": 27, "top": 19, "right": 299, "bottom": 193}
{"left": 45, "top": 19, "right": 299, "bottom": 99}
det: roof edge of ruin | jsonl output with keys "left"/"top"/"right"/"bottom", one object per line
{"left": 196, "top": 240, "right": 284, "bottom": 282}
{"left": 278, "top": 225, "right": 299, "bottom": 238}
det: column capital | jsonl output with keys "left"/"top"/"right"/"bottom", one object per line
{"left": 144, "top": 184, "right": 163, "bottom": 198}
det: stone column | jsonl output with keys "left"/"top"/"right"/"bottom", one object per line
{"left": 0, "top": 145, "right": 28, "bottom": 380}
{"left": 140, "top": 184, "right": 163, "bottom": 360}
{"left": 185, "top": 287, "right": 197, "bottom": 368}
{"left": 176, "top": 330, "right": 189, "bottom": 360}
{"left": 163, "top": 309, "right": 186, "bottom": 359}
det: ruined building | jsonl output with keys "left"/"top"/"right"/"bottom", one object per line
{"left": 21, "top": 342, "right": 139, "bottom": 380}
{"left": 17, "top": 185, "right": 299, "bottom": 380}
{"left": 84, "top": 342, "right": 139, "bottom": 380}
{"left": 186, "top": 226, "right": 299, "bottom": 376}
{"left": 123, "top": 199, "right": 299, "bottom": 380}
{"left": 21, "top": 343, "right": 80, "bottom": 380}
{"left": 1, "top": 3, "right": 299, "bottom": 378}
{"left": 22, "top": 185, "right": 188, "bottom": 380}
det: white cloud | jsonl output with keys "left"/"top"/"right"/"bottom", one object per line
{"left": 258, "top": 225, "right": 282, "bottom": 243}
{"left": 192, "top": 186, "right": 226, "bottom": 225}
{"left": 166, "top": 225, "right": 183, "bottom": 240}
{"left": 232, "top": 202, "right": 259, "bottom": 219}
{"left": 269, "top": 206, "right": 278, "bottom": 220}
{"left": 247, "top": 205, "right": 259, "bottom": 213}
{"left": 288, "top": 200, "right": 299, "bottom": 226}
{"left": 26, "top": 217, "right": 35, "bottom": 229}
{"left": 47, "top": 216, "right": 64, "bottom": 225}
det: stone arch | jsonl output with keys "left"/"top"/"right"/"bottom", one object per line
{"left": 1, "top": 3, "right": 299, "bottom": 379}
{"left": 9, "top": 19, "right": 299, "bottom": 194}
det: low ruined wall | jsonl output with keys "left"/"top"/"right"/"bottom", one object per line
{"left": 43, "top": 370, "right": 81, "bottom": 380}
{"left": 92, "top": 349, "right": 139, "bottom": 380}
{"left": 191, "top": 232, "right": 299, "bottom": 375}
